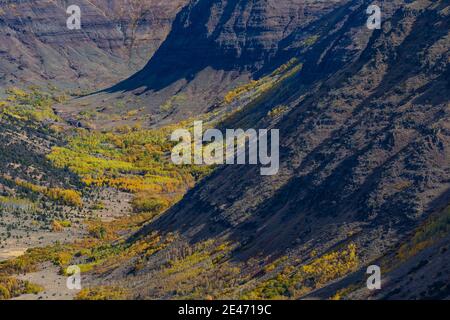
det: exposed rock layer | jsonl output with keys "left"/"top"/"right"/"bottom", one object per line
{"left": 0, "top": 0, "right": 187, "bottom": 90}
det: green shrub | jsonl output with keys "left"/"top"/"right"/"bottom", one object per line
{"left": 131, "top": 195, "right": 169, "bottom": 213}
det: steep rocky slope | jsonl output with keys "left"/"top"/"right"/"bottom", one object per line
{"left": 0, "top": 113, "right": 82, "bottom": 261}
{"left": 59, "top": 0, "right": 350, "bottom": 126}
{"left": 78, "top": 0, "right": 449, "bottom": 299}
{"left": 0, "top": 0, "right": 448, "bottom": 300}
{"left": 0, "top": 0, "right": 186, "bottom": 90}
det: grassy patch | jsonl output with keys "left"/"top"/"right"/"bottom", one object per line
{"left": 0, "top": 276, "right": 43, "bottom": 300}
{"left": 0, "top": 87, "right": 65, "bottom": 123}
{"left": 47, "top": 122, "right": 212, "bottom": 210}
{"left": 76, "top": 286, "right": 127, "bottom": 300}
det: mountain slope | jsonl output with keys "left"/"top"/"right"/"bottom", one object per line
{"left": 77, "top": 0, "right": 449, "bottom": 299}
{"left": 0, "top": 0, "right": 186, "bottom": 90}
{"left": 58, "top": 0, "right": 350, "bottom": 126}
{"left": 0, "top": 0, "right": 448, "bottom": 301}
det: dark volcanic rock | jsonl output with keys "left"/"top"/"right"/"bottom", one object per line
{"left": 126, "top": 0, "right": 449, "bottom": 298}
{"left": 87, "top": 0, "right": 350, "bottom": 123}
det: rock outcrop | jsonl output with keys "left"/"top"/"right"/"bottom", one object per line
{"left": 0, "top": 0, "right": 187, "bottom": 90}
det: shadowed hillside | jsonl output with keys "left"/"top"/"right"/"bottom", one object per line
{"left": 86, "top": 0, "right": 449, "bottom": 299}
{"left": 0, "top": 0, "right": 448, "bottom": 301}
{"left": 59, "top": 0, "right": 350, "bottom": 126}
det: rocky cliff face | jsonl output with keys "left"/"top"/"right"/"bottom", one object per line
{"left": 62, "top": 0, "right": 350, "bottom": 127}
{"left": 114, "top": 0, "right": 348, "bottom": 87}
{"left": 0, "top": 0, "right": 186, "bottom": 90}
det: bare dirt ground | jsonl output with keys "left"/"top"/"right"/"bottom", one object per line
{"left": 93, "top": 189, "right": 133, "bottom": 222}
{"left": 0, "top": 189, "right": 132, "bottom": 262}
{"left": 3, "top": 188, "right": 134, "bottom": 300}
{"left": 12, "top": 262, "right": 80, "bottom": 300}
{"left": 0, "top": 225, "right": 81, "bottom": 262}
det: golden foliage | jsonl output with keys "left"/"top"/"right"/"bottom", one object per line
{"left": 11, "top": 178, "right": 83, "bottom": 207}
{"left": 242, "top": 244, "right": 359, "bottom": 300}
{"left": 76, "top": 286, "right": 127, "bottom": 300}
{"left": 223, "top": 58, "right": 301, "bottom": 105}
{"left": 0, "top": 87, "right": 64, "bottom": 123}
{"left": 0, "top": 276, "right": 43, "bottom": 300}
{"left": 52, "top": 220, "right": 72, "bottom": 232}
